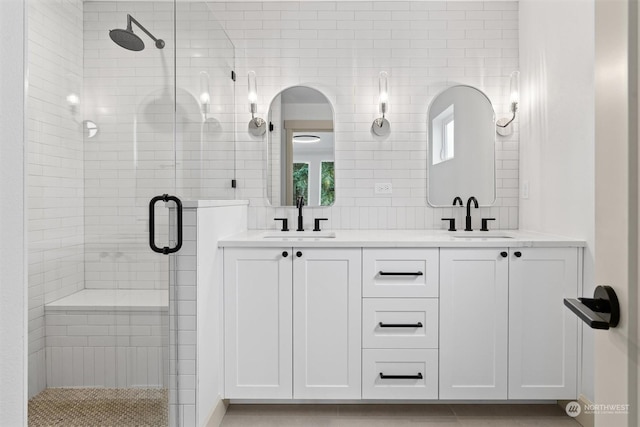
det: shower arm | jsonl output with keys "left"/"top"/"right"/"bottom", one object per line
{"left": 127, "top": 14, "right": 162, "bottom": 44}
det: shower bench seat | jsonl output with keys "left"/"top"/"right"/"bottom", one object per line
{"left": 46, "top": 289, "right": 168, "bottom": 311}
{"left": 44, "top": 289, "right": 169, "bottom": 389}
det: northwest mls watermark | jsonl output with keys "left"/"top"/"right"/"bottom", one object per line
{"left": 565, "top": 401, "right": 630, "bottom": 417}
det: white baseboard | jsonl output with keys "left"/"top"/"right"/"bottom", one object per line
{"left": 558, "top": 395, "right": 594, "bottom": 427}
{"left": 204, "top": 398, "right": 229, "bottom": 427}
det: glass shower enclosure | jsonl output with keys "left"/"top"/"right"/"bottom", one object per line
{"left": 26, "top": 1, "right": 235, "bottom": 425}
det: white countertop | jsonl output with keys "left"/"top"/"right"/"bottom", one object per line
{"left": 181, "top": 199, "right": 249, "bottom": 209}
{"left": 218, "top": 229, "right": 586, "bottom": 248}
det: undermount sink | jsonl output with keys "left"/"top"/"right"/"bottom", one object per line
{"left": 451, "top": 232, "right": 513, "bottom": 239}
{"left": 262, "top": 231, "right": 336, "bottom": 239}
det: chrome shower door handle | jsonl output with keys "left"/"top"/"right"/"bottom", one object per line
{"left": 149, "top": 194, "right": 183, "bottom": 255}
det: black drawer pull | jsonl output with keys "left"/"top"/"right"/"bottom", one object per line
{"left": 378, "top": 271, "right": 423, "bottom": 276}
{"left": 379, "top": 372, "right": 423, "bottom": 380}
{"left": 378, "top": 322, "right": 423, "bottom": 328}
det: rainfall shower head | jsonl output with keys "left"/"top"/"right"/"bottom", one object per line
{"left": 109, "top": 14, "right": 165, "bottom": 51}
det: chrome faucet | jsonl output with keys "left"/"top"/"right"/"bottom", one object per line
{"left": 296, "top": 196, "right": 305, "bottom": 231}
{"left": 465, "top": 196, "right": 478, "bottom": 231}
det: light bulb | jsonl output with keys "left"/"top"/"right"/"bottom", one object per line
{"left": 199, "top": 71, "right": 211, "bottom": 108}
{"left": 378, "top": 71, "right": 389, "bottom": 115}
{"left": 509, "top": 71, "right": 520, "bottom": 110}
{"left": 66, "top": 93, "right": 79, "bottom": 106}
{"left": 247, "top": 71, "right": 258, "bottom": 106}
{"left": 199, "top": 92, "right": 211, "bottom": 105}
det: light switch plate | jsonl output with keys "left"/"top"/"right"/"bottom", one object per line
{"left": 375, "top": 183, "right": 392, "bottom": 194}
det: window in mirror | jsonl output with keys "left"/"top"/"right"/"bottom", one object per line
{"left": 267, "top": 86, "right": 335, "bottom": 207}
{"left": 320, "top": 161, "right": 335, "bottom": 206}
{"left": 432, "top": 105, "right": 455, "bottom": 165}
{"left": 292, "top": 162, "right": 309, "bottom": 205}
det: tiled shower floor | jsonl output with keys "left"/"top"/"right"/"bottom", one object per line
{"left": 28, "top": 388, "right": 167, "bottom": 427}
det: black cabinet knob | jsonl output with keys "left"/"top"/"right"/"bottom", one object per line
{"left": 282, "top": 251, "right": 288, "bottom": 258}
{"left": 514, "top": 251, "right": 522, "bottom": 258}
{"left": 296, "top": 251, "right": 302, "bottom": 258}
{"left": 500, "top": 251, "right": 508, "bottom": 258}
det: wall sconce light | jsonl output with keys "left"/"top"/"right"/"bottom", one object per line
{"left": 66, "top": 93, "right": 80, "bottom": 115}
{"left": 371, "top": 71, "right": 390, "bottom": 136}
{"left": 199, "top": 71, "right": 211, "bottom": 118}
{"left": 496, "top": 71, "right": 520, "bottom": 136}
{"left": 247, "top": 71, "right": 266, "bottom": 136}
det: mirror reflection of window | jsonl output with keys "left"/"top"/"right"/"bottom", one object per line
{"left": 320, "top": 161, "right": 334, "bottom": 206}
{"left": 292, "top": 162, "right": 309, "bottom": 205}
{"left": 444, "top": 117, "right": 454, "bottom": 161}
{"left": 432, "top": 104, "right": 455, "bottom": 165}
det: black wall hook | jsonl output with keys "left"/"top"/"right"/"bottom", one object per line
{"left": 564, "top": 285, "right": 620, "bottom": 330}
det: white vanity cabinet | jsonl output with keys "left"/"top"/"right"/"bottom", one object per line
{"left": 223, "top": 248, "right": 293, "bottom": 399}
{"left": 439, "top": 248, "right": 509, "bottom": 400}
{"left": 223, "top": 247, "right": 361, "bottom": 400}
{"left": 439, "top": 247, "right": 579, "bottom": 400}
{"left": 508, "top": 248, "right": 578, "bottom": 399}
{"left": 220, "top": 234, "right": 582, "bottom": 403}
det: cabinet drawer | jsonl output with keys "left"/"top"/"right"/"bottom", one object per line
{"left": 363, "top": 299, "right": 438, "bottom": 349}
{"left": 362, "top": 349, "right": 438, "bottom": 399}
{"left": 363, "top": 249, "right": 439, "bottom": 297}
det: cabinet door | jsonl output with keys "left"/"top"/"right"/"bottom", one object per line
{"left": 508, "top": 248, "right": 578, "bottom": 399}
{"left": 440, "top": 248, "right": 508, "bottom": 399}
{"left": 293, "top": 248, "right": 361, "bottom": 399}
{"left": 224, "top": 248, "right": 292, "bottom": 399}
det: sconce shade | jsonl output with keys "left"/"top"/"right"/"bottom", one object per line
{"left": 247, "top": 71, "right": 266, "bottom": 136}
{"left": 496, "top": 70, "right": 520, "bottom": 136}
{"left": 372, "top": 71, "right": 390, "bottom": 136}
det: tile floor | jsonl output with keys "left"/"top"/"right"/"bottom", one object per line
{"left": 221, "top": 404, "right": 582, "bottom": 426}
{"left": 28, "top": 388, "right": 168, "bottom": 427}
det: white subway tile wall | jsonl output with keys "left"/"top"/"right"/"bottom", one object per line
{"left": 221, "top": 0, "right": 519, "bottom": 230}
{"left": 45, "top": 309, "right": 169, "bottom": 388}
{"left": 27, "top": 0, "right": 85, "bottom": 398}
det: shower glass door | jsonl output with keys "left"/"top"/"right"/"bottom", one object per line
{"left": 83, "top": 1, "right": 178, "bottom": 425}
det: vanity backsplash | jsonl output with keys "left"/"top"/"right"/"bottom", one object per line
{"left": 214, "top": 1, "right": 519, "bottom": 230}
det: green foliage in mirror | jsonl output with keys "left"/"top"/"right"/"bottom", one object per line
{"left": 292, "top": 163, "right": 309, "bottom": 204}
{"left": 321, "top": 162, "right": 335, "bottom": 206}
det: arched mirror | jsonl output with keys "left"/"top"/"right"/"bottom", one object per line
{"left": 427, "top": 85, "right": 496, "bottom": 206}
{"left": 267, "top": 86, "right": 335, "bottom": 207}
